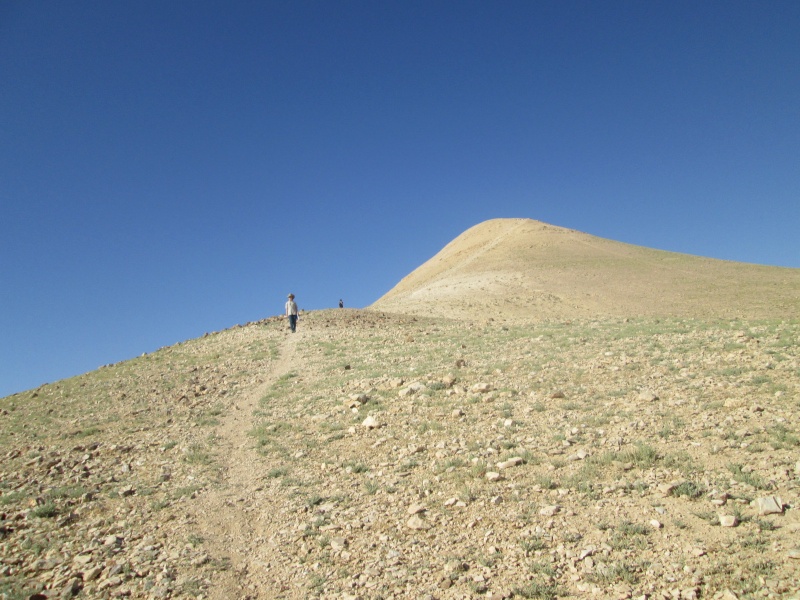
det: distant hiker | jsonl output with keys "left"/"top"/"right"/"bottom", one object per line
{"left": 286, "top": 293, "right": 299, "bottom": 333}
{"left": 339, "top": 299, "right": 344, "bottom": 308}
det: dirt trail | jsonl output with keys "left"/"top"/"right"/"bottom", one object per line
{"left": 188, "top": 329, "right": 301, "bottom": 599}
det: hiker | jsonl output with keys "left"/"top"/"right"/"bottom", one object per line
{"left": 285, "top": 293, "right": 299, "bottom": 332}
{"left": 339, "top": 299, "right": 344, "bottom": 308}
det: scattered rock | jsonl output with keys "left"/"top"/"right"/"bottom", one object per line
{"left": 539, "top": 505, "right": 560, "bottom": 516}
{"left": 407, "top": 503, "right": 426, "bottom": 515}
{"left": 719, "top": 514, "right": 738, "bottom": 527}
{"left": 406, "top": 515, "right": 430, "bottom": 530}
{"left": 362, "top": 415, "right": 379, "bottom": 429}
{"left": 496, "top": 456, "right": 523, "bottom": 469}
{"left": 657, "top": 483, "right": 676, "bottom": 497}
{"left": 754, "top": 496, "right": 784, "bottom": 515}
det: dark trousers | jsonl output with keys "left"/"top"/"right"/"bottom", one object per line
{"left": 288, "top": 314, "right": 297, "bottom": 332}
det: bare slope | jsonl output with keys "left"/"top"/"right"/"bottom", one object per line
{"left": 3, "top": 312, "right": 799, "bottom": 599}
{"left": 371, "top": 218, "right": 800, "bottom": 321}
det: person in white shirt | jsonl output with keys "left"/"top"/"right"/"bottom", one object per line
{"left": 285, "top": 293, "right": 299, "bottom": 332}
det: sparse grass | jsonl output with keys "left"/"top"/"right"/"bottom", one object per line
{"left": 184, "top": 443, "right": 213, "bottom": 465}
{"left": 266, "top": 466, "right": 288, "bottom": 478}
{"left": 589, "top": 560, "right": 647, "bottom": 585}
{"left": 767, "top": 423, "right": 799, "bottom": 449}
{"left": 728, "top": 463, "right": 771, "bottom": 490}
{"left": 470, "top": 460, "right": 488, "bottom": 478}
{"left": 305, "top": 493, "right": 325, "bottom": 508}
{"left": 417, "top": 420, "right": 444, "bottom": 434}
{"left": 343, "top": 460, "right": 368, "bottom": 473}
{"left": 610, "top": 520, "right": 650, "bottom": 550}
{"left": 30, "top": 502, "right": 59, "bottom": 518}
{"left": 521, "top": 536, "right": 548, "bottom": 555}
{"left": 249, "top": 421, "right": 293, "bottom": 454}
{"left": 0, "top": 491, "right": 25, "bottom": 505}
{"left": 673, "top": 480, "right": 706, "bottom": 499}
{"left": 535, "top": 475, "right": 558, "bottom": 490}
{"left": 621, "top": 443, "right": 659, "bottom": 468}
{"left": 512, "top": 581, "right": 563, "bottom": 599}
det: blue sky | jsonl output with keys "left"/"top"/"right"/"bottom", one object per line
{"left": 2, "top": 1, "right": 799, "bottom": 397}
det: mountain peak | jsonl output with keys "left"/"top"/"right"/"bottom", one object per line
{"left": 371, "top": 218, "right": 800, "bottom": 321}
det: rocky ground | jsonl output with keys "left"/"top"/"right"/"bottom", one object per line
{"left": 2, "top": 309, "right": 799, "bottom": 600}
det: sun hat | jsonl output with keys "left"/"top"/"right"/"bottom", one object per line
{"left": 287, "top": 293, "right": 295, "bottom": 298}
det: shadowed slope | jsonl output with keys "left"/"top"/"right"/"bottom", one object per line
{"left": 371, "top": 218, "right": 800, "bottom": 321}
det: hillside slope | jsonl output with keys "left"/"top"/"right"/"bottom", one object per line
{"left": 371, "top": 218, "right": 800, "bottom": 321}
{"left": 2, "top": 312, "right": 799, "bottom": 599}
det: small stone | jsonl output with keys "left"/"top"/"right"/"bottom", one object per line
{"left": 60, "top": 577, "right": 82, "bottom": 600}
{"left": 539, "top": 505, "right": 560, "bottom": 516}
{"left": 472, "top": 383, "right": 492, "bottom": 393}
{"left": 190, "top": 553, "right": 210, "bottom": 567}
{"left": 650, "top": 519, "right": 662, "bottom": 529}
{"left": 638, "top": 390, "right": 659, "bottom": 402}
{"left": 83, "top": 566, "right": 103, "bottom": 582}
{"left": 754, "top": 496, "right": 783, "bottom": 516}
{"left": 407, "top": 503, "right": 426, "bottom": 515}
{"left": 550, "top": 391, "right": 565, "bottom": 399}
{"left": 658, "top": 483, "right": 676, "bottom": 496}
{"left": 330, "top": 537, "right": 347, "bottom": 551}
{"left": 452, "top": 408, "right": 464, "bottom": 417}
{"left": 719, "top": 514, "right": 738, "bottom": 527}
{"left": 362, "top": 415, "right": 379, "bottom": 429}
{"left": 497, "top": 456, "right": 523, "bottom": 469}
{"left": 485, "top": 471, "right": 502, "bottom": 482}
{"left": 787, "top": 549, "right": 800, "bottom": 560}
{"left": 407, "top": 515, "right": 430, "bottom": 530}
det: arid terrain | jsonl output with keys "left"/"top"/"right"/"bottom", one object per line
{"left": 2, "top": 219, "right": 799, "bottom": 600}
{"left": 373, "top": 219, "right": 800, "bottom": 322}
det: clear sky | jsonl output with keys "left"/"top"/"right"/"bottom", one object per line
{"left": 2, "top": 1, "right": 799, "bottom": 397}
